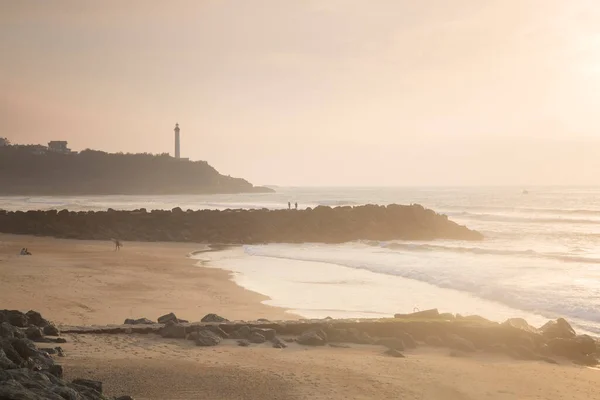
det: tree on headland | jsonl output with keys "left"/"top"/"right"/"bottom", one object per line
{"left": 0, "top": 137, "right": 10, "bottom": 146}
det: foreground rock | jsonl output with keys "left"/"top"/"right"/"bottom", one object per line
{"left": 0, "top": 204, "right": 483, "bottom": 244}
{"left": 0, "top": 309, "right": 132, "bottom": 400}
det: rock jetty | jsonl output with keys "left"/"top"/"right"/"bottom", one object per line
{"left": 0, "top": 204, "right": 482, "bottom": 243}
{"left": 0, "top": 309, "right": 132, "bottom": 400}
{"left": 63, "top": 310, "right": 599, "bottom": 366}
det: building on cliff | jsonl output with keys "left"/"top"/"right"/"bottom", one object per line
{"left": 48, "top": 141, "right": 71, "bottom": 153}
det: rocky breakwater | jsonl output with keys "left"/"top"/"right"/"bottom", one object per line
{"left": 0, "top": 204, "right": 483, "bottom": 243}
{"left": 0, "top": 309, "right": 132, "bottom": 400}
{"left": 64, "top": 310, "right": 599, "bottom": 366}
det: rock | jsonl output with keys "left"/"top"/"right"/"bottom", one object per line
{"left": 160, "top": 321, "right": 187, "bottom": 339}
{"left": 201, "top": 313, "right": 229, "bottom": 323}
{"left": 186, "top": 331, "right": 200, "bottom": 341}
{"left": 271, "top": 337, "right": 288, "bottom": 349}
{"left": 72, "top": 378, "right": 103, "bottom": 393}
{"left": 42, "top": 324, "right": 60, "bottom": 337}
{"left": 48, "top": 364, "right": 63, "bottom": 378}
{"left": 55, "top": 347, "right": 65, "bottom": 357}
{"left": 251, "top": 328, "right": 276, "bottom": 341}
{"left": 439, "top": 313, "right": 455, "bottom": 320}
{"left": 157, "top": 312, "right": 178, "bottom": 324}
{"left": 394, "top": 309, "right": 439, "bottom": 319}
{"left": 0, "top": 322, "right": 24, "bottom": 339}
{"left": 398, "top": 332, "right": 417, "bottom": 349}
{"left": 283, "top": 338, "right": 296, "bottom": 343}
{"left": 384, "top": 348, "right": 405, "bottom": 358}
{"left": 503, "top": 318, "right": 539, "bottom": 334}
{"left": 0, "top": 348, "right": 18, "bottom": 369}
{"left": 297, "top": 329, "right": 327, "bottom": 346}
{"left": 237, "top": 340, "right": 250, "bottom": 347}
{"left": 230, "top": 326, "right": 253, "bottom": 340}
{"left": 6, "top": 310, "right": 28, "bottom": 327}
{"left": 247, "top": 332, "right": 266, "bottom": 344}
{"left": 425, "top": 335, "right": 443, "bottom": 347}
{"left": 204, "top": 325, "right": 229, "bottom": 339}
{"left": 446, "top": 334, "right": 476, "bottom": 352}
{"left": 25, "top": 311, "right": 49, "bottom": 328}
{"left": 257, "top": 318, "right": 270, "bottom": 322}
{"left": 39, "top": 347, "right": 57, "bottom": 355}
{"left": 194, "top": 330, "right": 222, "bottom": 347}
{"left": 123, "top": 318, "right": 153, "bottom": 325}
{"left": 25, "top": 326, "right": 43, "bottom": 341}
{"left": 547, "top": 336, "right": 598, "bottom": 360}
{"left": 376, "top": 338, "right": 405, "bottom": 351}
{"left": 329, "top": 343, "right": 351, "bottom": 349}
{"left": 539, "top": 318, "right": 576, "bottom": 339}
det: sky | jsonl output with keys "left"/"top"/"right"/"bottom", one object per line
{"left": 2, "top": 0, "right": 600, "bottom": 186}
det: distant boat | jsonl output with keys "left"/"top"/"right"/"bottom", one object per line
{"left": 522, "top": 190, "right": 530, "bottom": 195}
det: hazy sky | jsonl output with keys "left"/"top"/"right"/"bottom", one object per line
{"left": 2, "top": 0, "right": 600, "bottom": 186}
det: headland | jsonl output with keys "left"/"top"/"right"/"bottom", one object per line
{"left": 0, "top": 144, "right": 272, "bottom": 195}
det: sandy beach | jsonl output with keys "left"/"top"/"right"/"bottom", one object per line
{"left": 1, "top": 234, "right": 599, "bottom": 400}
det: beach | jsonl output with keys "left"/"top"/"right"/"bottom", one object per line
{"left": 1, "top": 233, "right": 599, "bottom": 400}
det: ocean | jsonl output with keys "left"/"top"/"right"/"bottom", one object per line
{"left": 2, "top": 187, "right": 599, "bottom": 333}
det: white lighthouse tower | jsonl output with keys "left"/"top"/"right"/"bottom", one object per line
{"left": 174, "top": 123, "right": 181, "bottom": 159}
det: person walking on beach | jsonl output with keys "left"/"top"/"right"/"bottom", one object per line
{"left": 288, "top": 202, "right": 291, "bottom": 210}
{"left": 113, "top": 239, "right": 123, "bottom": 251}
{"left": 294, "top": 202, "right": 298, "bottom": 210}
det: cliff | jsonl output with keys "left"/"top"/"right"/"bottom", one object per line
{"left": 0, "top": 147, "right": 272, "bottom": 195}
{"left": 0, "top": 204, "right": 483, "bottom": 243}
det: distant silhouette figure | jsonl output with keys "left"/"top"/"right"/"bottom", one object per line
{"left": 113, "top": 239, "right": 123, "bottom": 251}
{"left": 288, "top": 202, "right": 291, "bottom": 210}
{"left": 295, "top": 202, "right": 298, "bottom": 210}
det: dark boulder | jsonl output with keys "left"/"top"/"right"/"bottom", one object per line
{"left": 0, "top": 348, "right": 18, "bottom": 370}
{"left": 237, "top": 340, "right": 250, "bottom": 347}
{"left": 194, "top": 330, "right": 222, "bottom": 347}
{"left": 159, "top": 321, "right": 187, "bottom": 339}
{"left": 539, "top": 318, "right": 576, "bottom": 339}
{"left": 204, "top": 325, "right": 229, "bottom": 339}
{"left": 125, "top": 317, "right": 155, "bottom": 325}
{"left": 383, "top": 348, "right": 405, "bottom": 358}
{"left": 71, "top": 378, "right": 103, "bottom": 393}
{"left": 271, "top": 337, "right": 288, "bottom": 349}
{"left": 1, "top": 322, "right": 24, "bottom": 339}
{"left": 157, "top": 312, "right": 178, "bottom": 324}
{"left": 201, "top": 313, "right": 229, "bottom": 323}
{"left": 25, "top": 311, "right": 48, "bottom": 328}
{"left": 42, "top": 324, "right": 60, "bottom": 337}
{"left": 25, "top": 326, "right": 43, "bottom": 341}
{"left": 445, "top": 334, "right": 476, "bottom": 352}
{"left": 425, "top": 335, "right": 443, "bottom": 347}
{"left": 230, "top": 326, "right": 253, "bottom": 340}
{"left": 247, "top": 332, "right": 266, "bottom": 344}
{"left": 503, "top": 318, "right": 539, "bottom": 334}
{"left": 398, "top": 332, "right": 417, "bottom": 349}
{"left": 6, "top": 311, "right": 28, "bottom": 328}
{"left": 376, "top": 338, "right": 405, "bottom": 351}
{"left": 297, "top": 329, "right": 327, "bottom": 346}
{"left": 251, "top": 328, "right": 276, "bottom": 341}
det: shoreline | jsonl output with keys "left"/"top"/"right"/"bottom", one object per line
{"left": 2, "top": 234, "right": 599, "bottom": 399}
{"left": 0, "top": 234, "right": 297, "bottom": 326}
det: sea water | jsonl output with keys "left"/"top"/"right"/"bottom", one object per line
{"left": 3, "top": 187, "right": 600, "bottom": 333}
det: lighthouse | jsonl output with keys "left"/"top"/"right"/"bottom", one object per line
{"left": 174, "top": 123, "right": 180, "bottom": 159}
